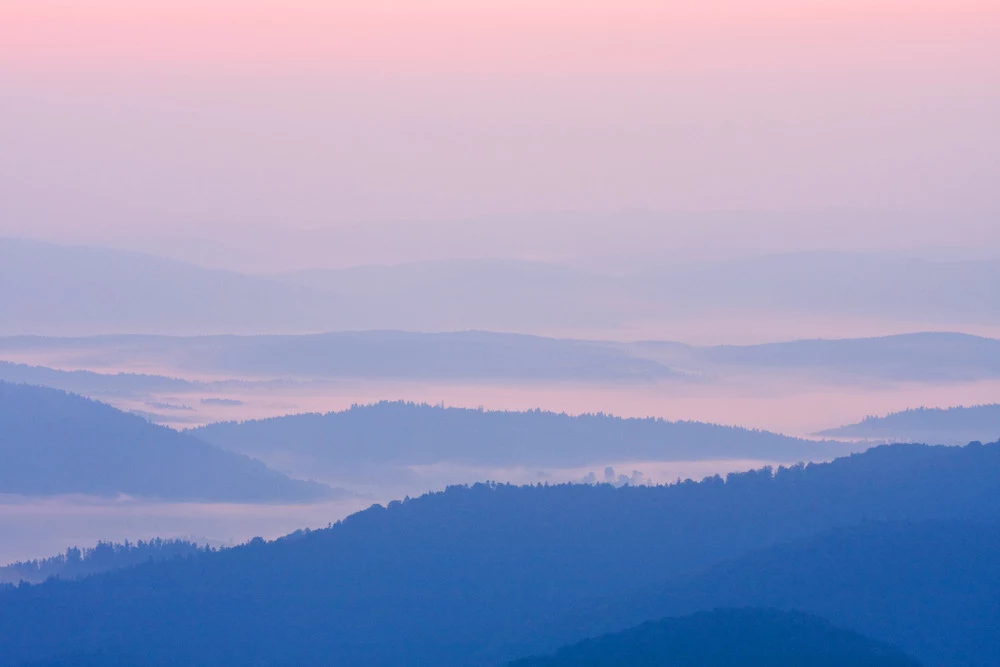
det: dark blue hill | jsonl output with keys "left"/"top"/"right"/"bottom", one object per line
{"left": 0, "top": 441, "right": 995, "bottom": 666}
{"left": 510, "top": 608, "right": 921, "bottom": 667}
{"left": 507, "top": 520, "right": 998, "bottom": 667}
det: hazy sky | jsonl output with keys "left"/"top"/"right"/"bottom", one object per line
{"left": 2, "top": 0, "right": 998, "bottom": 271}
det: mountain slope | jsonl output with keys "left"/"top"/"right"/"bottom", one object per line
{"left": 666, "top": 521, "right": 1000, "bottom": 667}
{"left": 0, "top": 442, "right": 995, "bottom": 667}
{"left": 510, "top": 608, "right": 921, "bottom": 667}
{"left": 516, "top": 520, "right": 998, "bottom": 667}
{"left": 0, "top": 383, "right": 334, "bottom": 502}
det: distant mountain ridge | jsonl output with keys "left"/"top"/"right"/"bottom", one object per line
{"left": 192, "top": 401, "right": 849, "bottom": 475}
{"left": 630, "top": 331, "right": 1000, "bottom": 381}
{"left": 0, "top": 361, "right": 196, "bottom": 395}
{"left": 4, "top": 329, "right": 999, "bottom": 384}
{"left": 819, "top": 404, "right": 1000, "bottom": 444}
{"left": 0, "top": 331, "right": 678, "bottom": 381}
{"left": 3, "top": 238, "right": 999, "bottom": 337}
{"left": 0, "top": 238, "right": 349, "bottom": 336}
{"left": 0, "top": 383, "right": 336, "bottom": 502}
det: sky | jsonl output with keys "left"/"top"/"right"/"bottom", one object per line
{"left": 1, "top": 0, "right": 998, "bottom": 271}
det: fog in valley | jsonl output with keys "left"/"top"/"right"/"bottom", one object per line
{"left": 2, "top": 320, "right": 998, "bottom": 562}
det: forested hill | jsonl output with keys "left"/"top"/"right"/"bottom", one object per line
{"left": 513, "top": 520, "right": 998, "bottom": 667}
{"left": 819, "top": 404, "right": 1000, "bottom": 445}
{"left": 0, "top": 441, "right": 995, "bottom": 667}
{"left": 0, "top": 361, "right": 195, "bottom": 396}
{"left": 0, "top": 383, "right": 335, "bottom": 502}
{"left": 509, "top": 608, "right": 922, "bottom": 667}
{"left": 192, "top": 401, "right": 849, "bottom": 471}
{"left": 0, "top": 539, "right": 209, "bottom": 585}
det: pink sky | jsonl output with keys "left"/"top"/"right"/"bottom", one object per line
{"left": 1, "top": 0, "right": 997, "bottom": 270}
{"left": 5, "top": 1, "right": 996, "bottom": 75}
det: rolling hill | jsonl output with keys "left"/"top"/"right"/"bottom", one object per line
{"left": 515, "top": 520, "right": 998, "bottom": 667}
{"left": 509, "top": 608, "right": 921, "bottom": 667}
{"left": 818, "top": 404, "right": 1000, "bottom": 444}
{"left": 0, "top": 441, "right": 994, "bottom": 667}
{"left": 192, "top": 401, "right": 849, "bottom": 474}
{"left": 0, "top": 383, "right": 335, "bottom": 502}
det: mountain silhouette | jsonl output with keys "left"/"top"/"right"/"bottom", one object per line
{"left": 3, "top": 329, "right": 998, "bottom": 386}
{"left": 0, "top": 539, "right": 209, "bottom": 585}
{"left": 819, "top": 404, "right": 1000, "bottom": 445}
{"left": 509, "top": 608, "right": 921, "bottom": 666}
{"left": 511, "top": 520, "right": 998, "bottom": 667}
{"left": 0, "top": 441, "right": 994, "bottom": 666}
{"left": 193, "top": 401, "right": 849, "bottom": 474}
{"left": 0, "top": 383, "right": 336, "bottom": 502}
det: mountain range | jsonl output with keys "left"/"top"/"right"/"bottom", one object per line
{"left": 3, "top": 329, "right": 999, "bottom": 384}
{"left": 0, "top": 441, "right": 995, "bottom": 666}
{"left": 4, "top": 238, "right": 1000, "bottom": 337}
